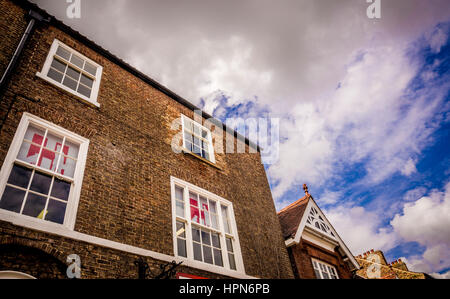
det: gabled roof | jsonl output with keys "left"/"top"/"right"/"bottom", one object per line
{"left": 277, "top": 189, "right": 360, "bottom": 270}
{"left": 278, "top": 195, "right": 310, "bottom": 239}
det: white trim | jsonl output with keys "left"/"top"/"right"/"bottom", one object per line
{"left": 170, "top": 176, "right": 246, "bottom": 276}
{"left": 36, "top": 39, "right": 102, "bottom": 107}
{"left": 0, "top": 212, "right": 256, "bottom": 279}
{"left": 0, "top": 271, "right": 36, "bottom": 279}
{"left": 0, "top": 113, "right": 89, "bottom": 231}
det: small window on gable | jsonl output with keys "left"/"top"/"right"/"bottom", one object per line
{"left": 37, "top": 39, "right": 103, "bottom": 107}
{"left": 181, "top": 115, "right": 215, "bottom": 163}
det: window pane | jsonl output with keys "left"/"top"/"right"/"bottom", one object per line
{"left": 51, "top": 59, "right": 67, "bottom": 73}
{"left": 29, "top": 172, "right": 52, "bottom": 195}
{"left": 70, "top": 54, "right": 84, "bottom": 69}
{"left": 192, "top": 227, "right": 200, "bottom": 242}
{"left": 0, "top": 186, "right": 26, "bottom": 213}
{"left": 190, "top": 206, "right": 199, "bottom": 223}
{"left": 228, "top": 253, "right": 236, "bottom": 270}
{"left": 80, "top": 74, "right": 94, "bottom": 88}
{"left": 226, "top": 238, "right": 233, "bottom": 253}
{"left": 7, "top": 164, "right": 32, "bottom": 189}
{"left": 62, "top": 76, "right": 78, "bottom": 91}
{"left": 38, "top": 150, "right": 59, "bottom": 172}
{"left": 213, "top": 249, "right": 223, "bottom": 266}
{"left": 22, "top": 193, "right": 47, "bottom": 218}
{"left": 66, "top": 66, "right": 81, "bottom": 81}
{"left": 322, "top": 271, "right": 330, "bottom": 279}
{"left": 175, "top": 186, "right": 183, "bottom": 201}
{"left": 176, "top": 201, "right": 184, "bottom": 218}
{"left": 177, "top": 238, "right": 187, "bottom": 257}
{"left": 211, "top": 213, "right": 218, "bottom": 229}
{"left": 221, "top": 205, "right": 230, "bottom": 234}
{"left": 211, "top": 233, "right": 220, "bottom": 248}
{"left": 209, "top": 200, "right": 217, "bottom": 213}
{"left": 176, "top": 221, "right": 185, "bottom": 238}
{"left": 57, "top": 156, "right": 76, "bottom": 178}
{"left": 193, "top": 242, "right": 202, "bottom": 261}
{"left": 63, "top": 140, "right": 80, "bottom": 159}
{"left": 314, "top": 269, "right": 322, "bottom": 279}
{"left": 47, "top": 68, "right": 64, "bottom": 83}
{"left": 84, "top": 62, "right": 97, "bottom": 76}
{"left": 56, "top": 46, "right": 71, "bottom": 60}
{"left": 50, "top": 178, "right": 70, "bottom": 201}
{"left": 46, "top": 199, "right": 66, "bottom": 224}
{"left": 200, "top": 197, "right": 210, "bottom": 226}
{"left": 202, "top": 245, "right": 213, "bottom": 264}
{"left": 201, "top": 230, "right": 211, "bottom": 245}
{"left": 18, "top": 142, "right": 41, "bottom": 165}
{"left": 77, "top": 84, "right": 92, "bottom": 98}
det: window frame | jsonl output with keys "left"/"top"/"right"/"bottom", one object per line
{"left": 170, "top": 176, "right": 244, "bottom": 274}
{"left": 311, "top": 258, "right": 339, "bottom": 279}
{"left": 36, "top": 39, "right": 103, "bottom": 107}
{"left": 0, "top": 113, "right": 89, "bottom": 230}
{"left": 180, "top": 114, "right": 215, "bottom": 163}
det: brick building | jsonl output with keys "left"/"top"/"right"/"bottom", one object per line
{"left": 278, "top": 185, "right": 359, "bottom": 279}
{"left": 355, "top": 249, "right": 433, "bottom": 279}
{"left": 0, "top": 0, "right": 294, "bottom": 279}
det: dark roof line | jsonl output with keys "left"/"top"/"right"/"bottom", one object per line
{"left": 14, "top": 0, "right": 260, "bottom": 152}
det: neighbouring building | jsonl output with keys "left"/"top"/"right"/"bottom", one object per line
{"left": 355, "top": 249, "right": 433, "bottom": 279}
{"left": 0, "top": 0, "right": 294, "bottom": 279}
{"left": 278, "top": 184, "right": 360, "bottom": 279}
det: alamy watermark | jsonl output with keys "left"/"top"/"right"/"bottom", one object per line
{"left": 66, "top": 254, "right": 81, "bottom": 279}
{"left": 171, "top": 110, "right": 280, "bottom": 165}
{"left": 366, "top": 0, "right": 381, "bottom": 19}
{"left": 66, "top": 0, "right": 81, "bottom": 19}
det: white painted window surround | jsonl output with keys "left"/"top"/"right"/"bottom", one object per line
{"left": 312, "top": 258, "right": 339, "bottom": 279}
{"left": 36, "top": 39, "right": 103, "bottom": 107}
{"left": 181, "top": 114, "right": 215, "bottom": 163}
{"left": 0, "top": 113, "right": 89, "bottom": 230}
{"left": 171, "top": 176, "right": 245, "bottom": 274}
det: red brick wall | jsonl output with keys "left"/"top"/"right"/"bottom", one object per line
{"left": 0, "top": 0, "right": 294, "bottom": 279}
{"left": 289, "top": 238, "right": 353, "bottom": 279}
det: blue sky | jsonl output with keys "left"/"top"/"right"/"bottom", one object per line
{"left": 33, "top": 0, "right": 450, "bottom": 277}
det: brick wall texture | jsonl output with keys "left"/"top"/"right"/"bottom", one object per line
{"left": 288, "top": 239, "right": 353, "bottom": 279}
{"left": 0, "top": 0, "right": 294, "bottom": 279}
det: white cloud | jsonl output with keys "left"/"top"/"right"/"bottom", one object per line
{"left": 391, "top": 182, "right": 450, "bottom": 273}
{"left": 401, "top": 158, "right": 418, "bottom": 176}
{"left": 403, "top": 187, "right": 427, "bottom": 201}
{"left": 324, "top": 205, "right": 397, "bottom": 255}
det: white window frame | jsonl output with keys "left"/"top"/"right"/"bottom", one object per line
{"left": 36, "top": 39, "right": 103, "bottom": 107}
{"left": 180, "top": 114, "right": 215, "bottom": 163}
{"left": 0, "top": 113, "right": 89, "bottom": 231}
{"left": 312, "top": 258, "right": 339, "bottom": 279}
{"left": 170, "top": 176, "right": 245, "bottom": 275}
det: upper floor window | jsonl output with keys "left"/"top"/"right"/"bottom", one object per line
{"left": 181, "top": 115, "right": 215, "bottom": 163}
{"left": 37, "top": 39, "right": 103, "bottom": 107}
{"left": 312, "top": 259, "right": 339, "bottom": 279}
{"left": 171, "top": 177, "right": 242, "bottom": 272}
{"left": 0, "top": 113, "right": 89, "bottom": 229}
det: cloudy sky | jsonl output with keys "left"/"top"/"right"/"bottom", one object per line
{"left": 33, "top": 0, "right": 450, "bottom": 277}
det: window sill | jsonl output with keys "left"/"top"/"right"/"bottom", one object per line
{"left": 182, "top": 149, "right": 222, "bottom": 170}
{"left": 36, "top": 72, "right": 100, "bottom": 108}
